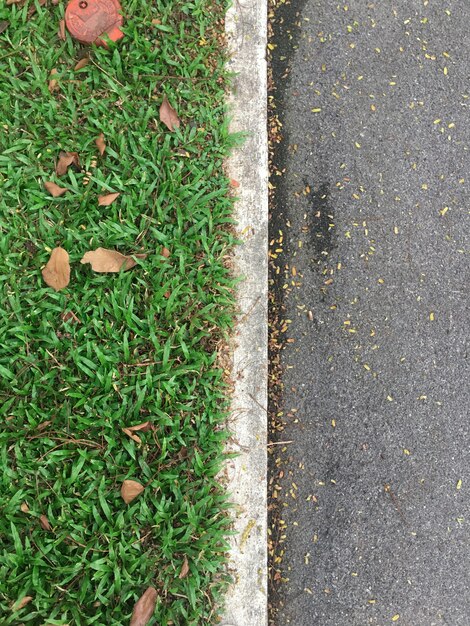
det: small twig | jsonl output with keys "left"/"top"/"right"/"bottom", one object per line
{"left": 90, "top": 59, "right": 125, "bottom": 87}
{"left": 267, "top": 440, "right": 293, "bottom": 446}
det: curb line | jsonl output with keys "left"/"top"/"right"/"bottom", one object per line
{"left": 223, "top": 1, "right": 268, "bottom": 625}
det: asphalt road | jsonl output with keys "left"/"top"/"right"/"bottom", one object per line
{"left": 269, "top": 1, "right": 470, "bottom": 625}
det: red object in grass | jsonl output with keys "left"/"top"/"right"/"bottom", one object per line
{"left": 65, "top": 0, "right": 124, "bottom": 47}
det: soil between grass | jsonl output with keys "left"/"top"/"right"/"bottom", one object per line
{"left": 0, "top": 1, "right": 236, "bottom": 624}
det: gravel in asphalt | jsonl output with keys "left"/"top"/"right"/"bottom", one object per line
{"left": 269, "top": 1, "right": 470, "bottom": 625}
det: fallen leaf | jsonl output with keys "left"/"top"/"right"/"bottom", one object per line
{"left": 81, "top": 248, "right": 147, "bottom": 273}
{"left": 163, "top": 290, "right": 171, "bottom": 298}
{"left": 95, "top": 133, "right": 106, "bottom": 156}
{"left": 230, "top": 178, "right": 240, "bottom": 188}
{"left": 179, "top": 556, "right": 189, "bottom": 579}
{"left": 121, "top": 479, "right": 144, "bottom": 504}
{"left": 58, "top": 19, "right": 66, "bottom": 40}
{"left": 56, "top": 151, "right": 80, "bottom": 176}
{"left": 6, "top": 0, "right": 23, "bottom": 5}
{"left": 122, "top": 421, "right": 153, "bottom": 444}
{"left": 20, "top": 503, "right": 29, "bottom": 513}
{"left": 61, "top": 310, "right": 81, "bottom": 324}
{"left": 122, "top": 430, "right": 142, "bottom": 444}
{"left": 130, "top": 587, "right": 158, "bottom": 626}
{"left": 12, "top": 596, "right": 33, "bottom": 611}
{"left": 42, "top": 247, "right": 70, "bottom": 291}
{"left": 48, "top": 68, "right": 59, "bottom": 93}
{"left": 159, "top": 95, "right": 180, "bottom": 131}
{"left": 44, "top": 181, "right": 68, "bottom": 197}
{"left": 161, "top": 246, "right": 171, "bottom": 258}
{"left": 0, "top": 20, "right": 9, "bottom": 35}
{"left": 98, "top": 192, "right": 120, "bottom": 206}
{"left": 39, "top": 514, "right": 51, "bottom": 530}
{"left": 74, "top": 57, "right": 89, "bottom": 71}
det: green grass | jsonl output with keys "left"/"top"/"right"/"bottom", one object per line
{"left": 0, "top": 1, "right": 236, "bottom": 623}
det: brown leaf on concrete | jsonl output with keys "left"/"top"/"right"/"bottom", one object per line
{"left": 159, "top": 96, "right": 180, "bottom": 131}
{"left": 95, "top": 133, "right": 106, "bottom": 156}
{"left": 121, "top": 479, "right": 144, "bottom": 504}
{"left": 42, "top": 247, "right": 70, "bottom": 291}
{"left": 44, "top": 181, "right": 68, "bottom": 197}
{"left": 98, "top": 192, "right": 120, "bottom": 206}
{"left": 130, "top": 587, "right": 158, "bottom": 626}
{"left": 56, "top": 151, "right": 80, "bottom": 176}
{"left": 74, "top": 57, "right": 89, "bottom": 71}
{"left": 39, "top": 514, "right": 51, "bottom": 530}
{"left": 12, "top": 595, "right": 33, "bottom": 611}
{"left": 81, "top": 248, "right": 146, "bottom": 273}
{"left": 178, "top": 556, "right": 189, "bottom": 579}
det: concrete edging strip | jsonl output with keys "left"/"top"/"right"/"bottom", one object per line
{"left": 222, "top": 0, "right": 268, "bottom": 625}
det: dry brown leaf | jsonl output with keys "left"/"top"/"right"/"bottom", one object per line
{"left": 130, "top": 587, "right": 158, "bottom": 626}
{"left": 159, "top": 96, "right": 180, "bottom": 131}
{"left": 122, "top": 429, "right": 142, "bottom": 444}
{"left": 61, "top": 310, "right": 81, "bottom": 324}
{"left": 95, "top": 133, "right": 106, "bottom": 156}
{"left": 44, "top": 181, "right": 68, "bottom": 197}
{"left": 122, "top": 422, "right": 153, "bottom": 444}
{"left": 56, "top": 151, "right": 80, "bottom": 176}
{"left": 98, "top": 192, "right": 120, "bottom": 206}
{"left": 121, "top": 479, "right": 144, "bottom": 504}
{"left": 81, "top": 248, "right": 147, "bottom": 273}
{"left": 230, "top": 178, "right": 240, "bottom": 188}
{"left": 39, "top": 514, "right": 51, "bottom": 531}
{"left": 161, "top": 246, "right": 171, "bottom": 258}
{"left": 42, "top": 247, "right": 70, "bottom": 291}
{"left": 6, "top": 0, "right": 22, "bottom": 5}
{"left": 58, "top": 19, "right": 66, "bottom": 41}
{"left": 179, "top": 556, "right": 189, "bottom": 579}
{"left": 20, "top": 502, "right": 30, "bottom": 514}
{"left": 0, "top": 20, "right": 9, "bottom": 35}
{"left": 74, "top": 57, "right": 89, "bottom": 71}
{"left": 48, "top": 68, "right": 59, "bottom": 93}
{"left": 12, "top": 595, "right": 33, "bottom": 611}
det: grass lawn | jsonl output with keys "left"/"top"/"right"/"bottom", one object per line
{"left": 0, "top": 1, "right": 236, "bottom": 623}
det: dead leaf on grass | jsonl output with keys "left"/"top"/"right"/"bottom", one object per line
{"left": 48, "top": 68, "right": 59, "bottom": 93}
{"left": 0, "top": 21, "right": 9, "bottom": 35}
{"left": 159, "top": 95, "right": 180, "bottom": 131}
{"left": 98, "top": 192, "right": 120, "bottom": 206}
{"left": 56, "top": 151, "right": 80, "bottom": 176}
{"left": 179, "top": 556, "right": 189, "bottom": 579}
{"left": 122, "top": 422, "right": 153, "bottom": 444}
{"left": 81, "top": 248, "right": 147, "bottom": 273}
{"left": 44, "top": 181, "right": 68, "bottom": 197}
{"left": 20, "top": 502, "right": 30, "bottom": 513}
{"left": 42, "top": 247, "right": 70, "bottom": 291}
{"left": 39, "top": 514, "right": 51, "bottom": 530}
{"left": 12, "top": 595, "right": 33, "bottom": 611}
{"left": 130, "top": 587, "right": 158, "bottom": 626}
{"left": 58, "top": 19, "right": 66, "bottom": 40}
{"left": 61, "top": 310, "right": 81, "bottom": 324}
{"left": 6, "top": 0, "right": 22, "bottom": 5}
{"left": 74, "top": 57, "right": 89, "bottom": 71}
{"left": 121, "top": 479, "right": 144, "bottom": 504}
{"left": 95, "top": 133, "right": 106, "bottom": 156}
{"left": 161, "top": 246, "right": 170, "bottom": 258}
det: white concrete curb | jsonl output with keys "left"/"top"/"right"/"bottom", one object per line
{"left": 222, "top": 0, "right": 268, "bottom": 624}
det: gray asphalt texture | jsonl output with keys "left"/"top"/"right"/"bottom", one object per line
{"left": 269, "top": 1, "right": 470, "bottom": 625}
